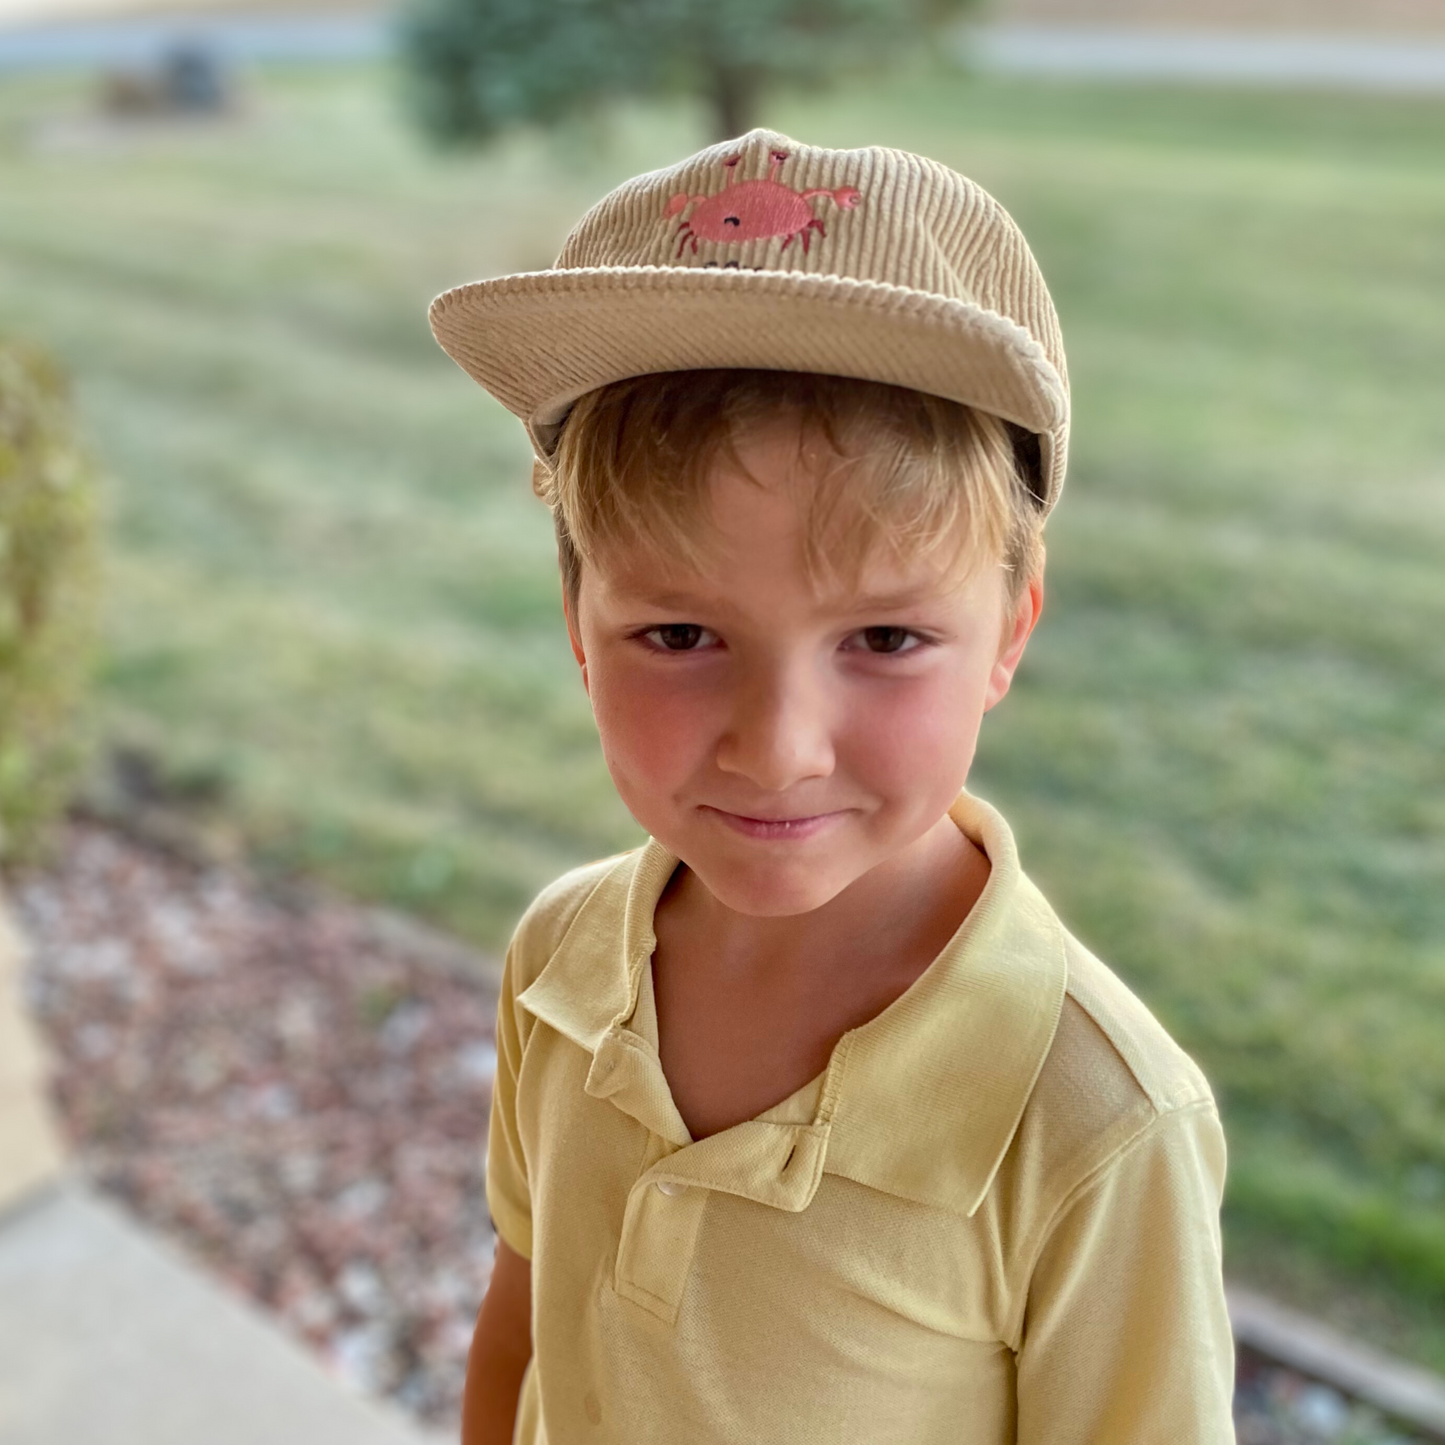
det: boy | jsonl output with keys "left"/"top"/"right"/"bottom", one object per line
{"left": 430, "top": 131, "right": 1235, "bottom": 1444}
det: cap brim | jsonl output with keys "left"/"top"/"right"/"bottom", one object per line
{"left": 430, "top": 265, "right": 1068, "bottom": 503}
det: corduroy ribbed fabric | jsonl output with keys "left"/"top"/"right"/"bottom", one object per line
{"left": 429, "top": 130, "right": 1071, "bottom": 513}
{"left": 487, "top": 793, "right": 1236, "bottom": 1445}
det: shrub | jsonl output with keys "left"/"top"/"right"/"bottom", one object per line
{"left": 0, "top": 342, "right": 100, "bottom": 866}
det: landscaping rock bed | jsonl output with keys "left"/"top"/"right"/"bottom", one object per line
{"left": 13, "top": 822, "right": 499, "bottom": 1430}
{"left": 9, "top": 823, "right": 1429, "bottom": 1442}
{"left": 1235, "top": 1351, "right": 1422, "bottom": 1445}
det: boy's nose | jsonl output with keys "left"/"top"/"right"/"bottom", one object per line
{"left": 714, "top": 666, "right": 835, "bottom": 792}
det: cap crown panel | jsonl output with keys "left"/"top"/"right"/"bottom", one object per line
{"left": 554, "top": 129, "right": 1065, "bottom": 392}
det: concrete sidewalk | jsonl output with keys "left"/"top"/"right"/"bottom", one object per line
{"left": 0, "top": 899, "right": 450, "bottom": 1445}
{"left": 0, "top": 1182, "right": 452, "bottom": 1445}
{"left": 0, "top": 903, "right": 63, "bottom": 1214}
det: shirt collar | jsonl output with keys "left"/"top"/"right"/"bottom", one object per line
{"left": 517, "top": 792, "right": 1067, "bottom": 1218}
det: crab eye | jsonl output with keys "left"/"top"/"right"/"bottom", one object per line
{"left": 724, "top": 154, "right": 742, "bottom": 168}
{"left": 771, "top": 149, "right": 789, "bottom": 163}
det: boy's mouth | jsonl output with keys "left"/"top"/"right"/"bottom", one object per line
{"left": 700, "top": 806, "right": 849, "bottom": 841}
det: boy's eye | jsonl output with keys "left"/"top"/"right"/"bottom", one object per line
{"left": 645, "top": 624, "right": 711, "bottom": 651}
{"left": 855, "top": 626, "right": 919, "bottom": 654}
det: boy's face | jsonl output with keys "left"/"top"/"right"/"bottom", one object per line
{"left": 566, "top": 419, "right": 1042, "bottom": 918}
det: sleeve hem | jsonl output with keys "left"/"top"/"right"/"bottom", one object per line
{"left": 487, "top": 1183, "right": 534, "bottom": 1261}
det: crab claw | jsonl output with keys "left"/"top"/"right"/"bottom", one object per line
{"left": 665, "top": 193, "right": 691, "bottom": 217}
{"left": 834, "top": 186, "right": 861, "bottom": 210}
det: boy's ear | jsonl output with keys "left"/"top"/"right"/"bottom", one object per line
{"left": 984, "top": 567, "right": 1044, "bottom": 713}
{"left": 562, "top": 581, "right": 590, "bottom": 696}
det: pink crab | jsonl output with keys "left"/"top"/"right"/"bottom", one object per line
{"left": 665, "top": 149, "right": 861, "bottom": 259}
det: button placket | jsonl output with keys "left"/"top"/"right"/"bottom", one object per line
{"left": 615, "top": 1166, "right": 708, "bottom": 1325}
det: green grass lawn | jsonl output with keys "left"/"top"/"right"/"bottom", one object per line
{"left": 1, "top": 61, "right": 1442, "bottom": 1363}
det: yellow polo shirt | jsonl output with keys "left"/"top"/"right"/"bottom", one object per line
{"left": 488, "top": 793, "right": 1235, "bottom": 1444}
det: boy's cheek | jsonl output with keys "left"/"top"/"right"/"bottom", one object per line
{"left": 586, "top": 658, "right": 990, "bottom": 813}
{"left": 588, "top": 671, "right": 711, "bottom": 791}
{"left": 841, "top": 676, "right": 988, "bottom": 788}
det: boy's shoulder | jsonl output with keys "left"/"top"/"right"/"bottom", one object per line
{"left": 999, "top": 907, "right": 1221, "bottom": 1231}
{"left": 1053, "top": 928, "right": 1215, "bottom": 1120}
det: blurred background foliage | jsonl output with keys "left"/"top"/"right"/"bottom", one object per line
{"left": 0, "top": 340, "right": 99, "bottom": 867}
{"left": 0, "top": 46, "right": 1441, "bottom": 1364}
{"left": 399, "top": 0, "right": 981, "bottom": 143}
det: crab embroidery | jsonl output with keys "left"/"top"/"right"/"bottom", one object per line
{"left": 666, "top": 149, "right": 861, "bottom": 259}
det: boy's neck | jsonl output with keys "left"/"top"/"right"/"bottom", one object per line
{"left": 656, "top": 811, "right": 991, "bottom": 989}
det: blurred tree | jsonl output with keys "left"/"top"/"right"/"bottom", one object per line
{"left": 399, "top": 0, "right": 979, "bottom": 145}
{"left": 0, "top": 343, "right": 99, "bottom": 867}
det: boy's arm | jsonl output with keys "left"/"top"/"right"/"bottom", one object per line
{"left": 467, "top": 926, "right": 536, "bottom": 1444}
{"left": 1015, "top": 1101, "right": 1236, "bottom": 1445}
{"left": 462, "top": 1239, "right": 532, "bottom": 1445}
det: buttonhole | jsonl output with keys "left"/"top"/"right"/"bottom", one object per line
{"left": 782, "top": 1144, "right": 797, "bottom": 1172}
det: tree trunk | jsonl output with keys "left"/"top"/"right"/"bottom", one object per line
{"left": 708, "top": 63, "right": 757, "bottom": 142}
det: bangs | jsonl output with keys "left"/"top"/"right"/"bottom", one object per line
{"left": 543, "top": 370, "right": 1043, "bottom": 603}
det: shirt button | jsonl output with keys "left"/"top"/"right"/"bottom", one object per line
{"left": 655, "top": 1179, "right": 686, "bottom": 1196}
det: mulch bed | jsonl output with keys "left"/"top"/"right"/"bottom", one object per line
{"left": 8, "top": 822, "right": 1427, "bottom": 1443}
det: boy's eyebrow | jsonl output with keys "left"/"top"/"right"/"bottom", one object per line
{"left": 614, "top": 582, "right": 951, "bottom": 614}
{"left": 612, "top": 576, "right": 812, "bottom": 613}
{"left": 846, "top": 585, "right": 950, "bottom": 611}
{"left": 618, "top": 588, "right": 720, "bottom": 612}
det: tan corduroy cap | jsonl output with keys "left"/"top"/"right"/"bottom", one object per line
{"left": 430, "top": 128, "right": 1071, "bottom": 511}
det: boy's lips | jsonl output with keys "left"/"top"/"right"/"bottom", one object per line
{"left": 699, "top": 805, "right": 851, "bottom": 841}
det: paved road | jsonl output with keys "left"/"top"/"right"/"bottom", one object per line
{"left": 0, "top": 12, "right": 387, "bottom": 70}
{"left": 4, "top": 13, "right": 1445, "bottom": 90}
{"left": 966, "top": 25, "right": 1445, "bottom": 91}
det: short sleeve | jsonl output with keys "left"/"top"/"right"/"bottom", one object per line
{"left": 486, "top": 939, "right": 534, "bottom": 1260}
{"left": 1016, "top": 1100, "right": 1235, "bottom": 1445}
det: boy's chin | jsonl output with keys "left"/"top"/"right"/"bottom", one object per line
{"left": 682, "top": 854, "right": 861, "bottom": 919}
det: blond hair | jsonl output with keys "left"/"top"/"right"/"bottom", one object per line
{"left": 541, "top": 370, "right": 1046, "bottom": 611}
